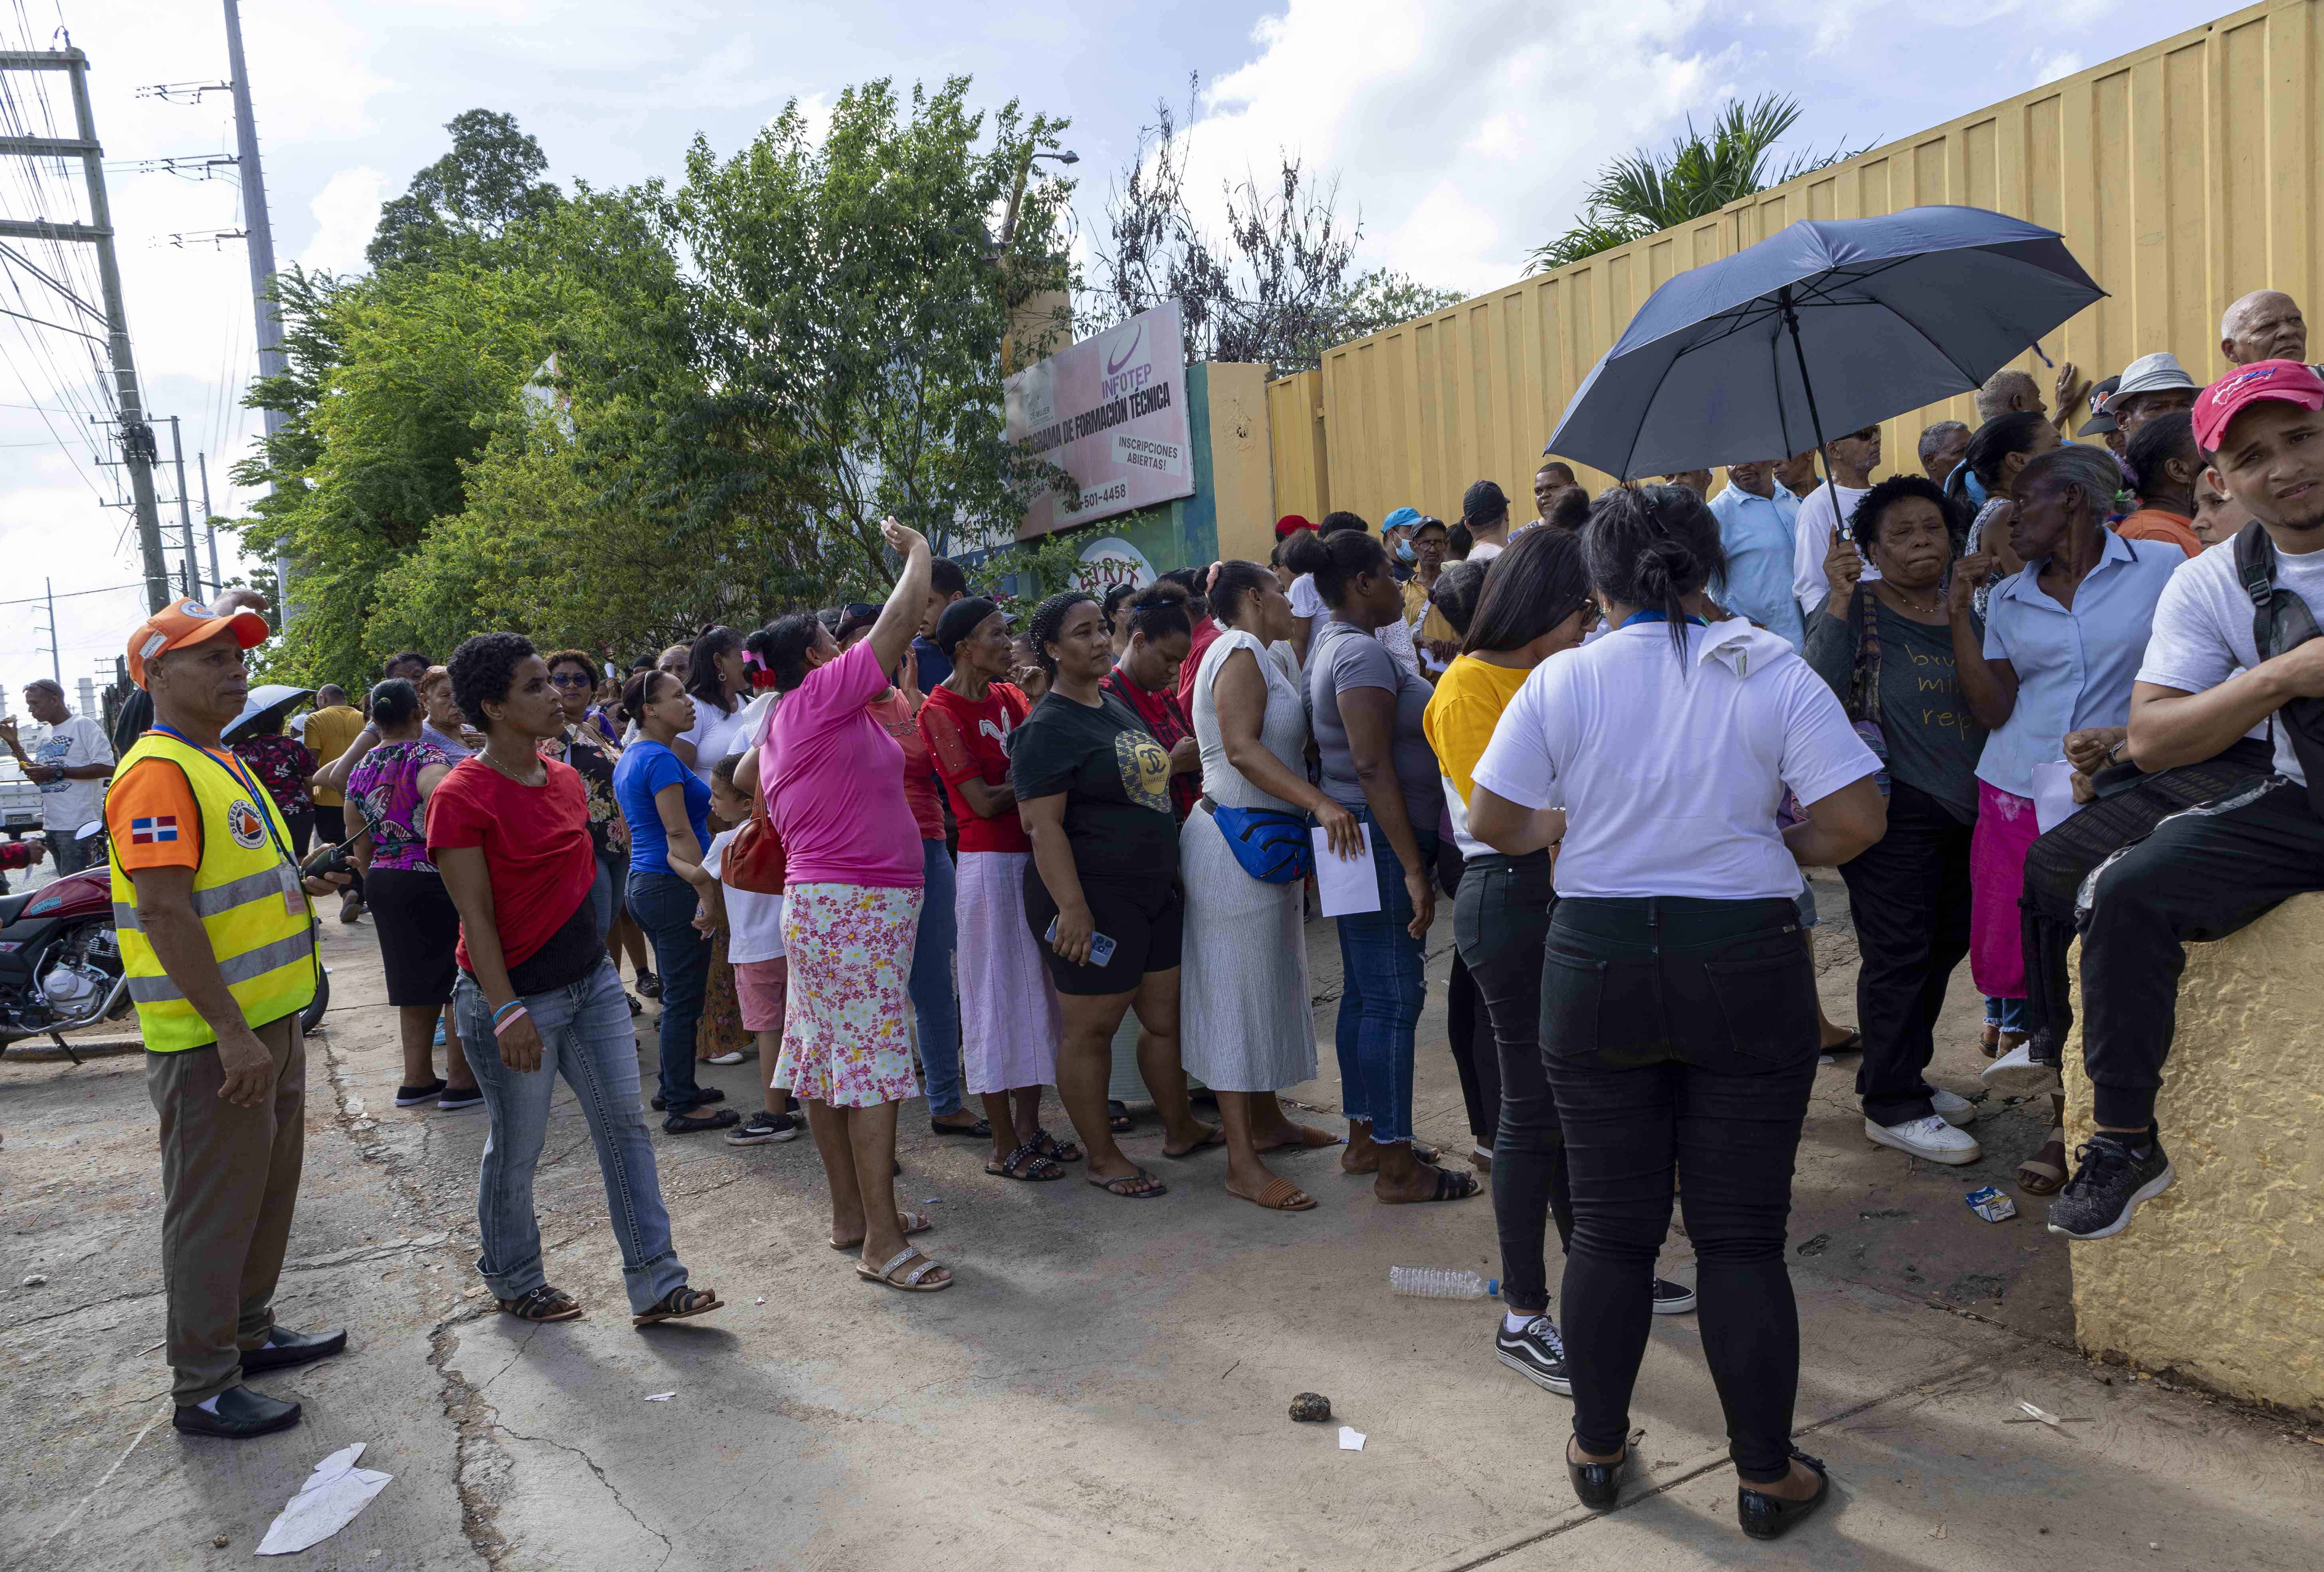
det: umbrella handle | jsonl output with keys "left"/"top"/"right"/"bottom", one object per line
{"left": 1779, "top": 295, "right": 1849, "bottom": 544}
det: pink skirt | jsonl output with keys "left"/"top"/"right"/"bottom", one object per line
{"left": 1968, "top": 780, "right": 2039, "bottom": 998}
{"left": 773, "top": 883, "right": 923, "bottom": 1108}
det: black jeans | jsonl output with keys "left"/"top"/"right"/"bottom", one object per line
{"left": 1454, "top": 850, "right": 1571, "bottom": 1317}
{"left": 1837, "top": 780, "right": 1973, "bottom": 1126}
{"left": 1540, "top": 895, "right": 1817, "bottom": 1484}
{"left": 2079, "top": 777, "right": 2324, "bottom": 1129}
{"left": 1436, "top": 839, "right": 1490, "bottom": 1145}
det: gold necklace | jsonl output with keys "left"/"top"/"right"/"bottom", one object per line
{"left": 1881, "top": 581, "right": 1944, "bottom": 616}
{"left": 480, "top": 745, "right": 545, "bottom": 786}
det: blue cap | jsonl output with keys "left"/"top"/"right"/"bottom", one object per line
{"left": 1382, "top": 505, "right": 1424, "bottom": 532}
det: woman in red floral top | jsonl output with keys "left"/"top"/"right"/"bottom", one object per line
{"left": 230, "top": 715, "right": 320, "bottom": 856}
{"left": 1098, "top": 589, "right": 1203, "bottom": 823}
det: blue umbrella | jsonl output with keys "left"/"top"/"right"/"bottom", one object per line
{"left": 1545, "top": 206, "right": 2105, "bottom": 502}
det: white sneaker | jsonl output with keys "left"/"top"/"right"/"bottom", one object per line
{"left": 1865, "top": 1114, "right": 1982, "bottom": 1164}
{"left": 1982, "top": 1041, "right": 2064, "bottom": 1097}
{"left": 706, "top": 1050, "right": 748, "bottom": 1066}
{"left": 1930, "top": 1087, "right": 1980, "bottom": 1127}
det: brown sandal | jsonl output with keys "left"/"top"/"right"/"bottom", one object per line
{"left": 2017, "top": 1133, "right": 2069, "bottom": 1196}
{"left": 830, "top": 1210, "right": 933, "bottom": 1251}
{"left": 498, "top": 1285, "right": 581, "bottom": 1322}
{"left": 1230, "top": 1175, "right": 1317, "bottom": 1212}
{"left": 632, "top": 1286, "right": 722, "bottom": 1326}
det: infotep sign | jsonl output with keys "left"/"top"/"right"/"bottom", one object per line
{"left": 1006, "top": 303, "right": 1195, "bottom": 537}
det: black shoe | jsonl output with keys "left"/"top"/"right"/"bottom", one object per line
{"left": 1566, "top": 1437, "right": 1627, "bottom": 1511}
{"left": 723, "top": 1109, "right": 799, "bottom": 1145}
{"left": 664, "top": 1108, "right": 740, "bottom": 1134}
{"left": 627, "top": 992, "right": 643, "bottom": 1017}
{"left": 1495, "top": 1315, "right": 1572, "bottom": 1396}
{"left": 1650, "top": 1276, "right": 1697, "bottom": 1315}
{"left": 172, "top": 1384, "right": 303, "bottom": 1439}
{"left": 2047, "top": 1130, "right": 2173, "bottom": 1241}
{"left": 650, "top": 1085, "right": 726, "bottom": 1113}
{"left": 1738, "top": 1450, "right": 1830, "bottom": 1540}
{"left": 634, "top": 970, "right": 662, "bottom": 1000}
{"left": 337, "top": 894, "right": 365, "bottom": 925}
{"left": 436, "top": 1085, "right": 483, "bottom": 1113}
{"left": 240, "top": 1326, "right": 348, "bottom": 1375}
{"left": 394, "top": 1078, "right": 447, "bottom": 1109}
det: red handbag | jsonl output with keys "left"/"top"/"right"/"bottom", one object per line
{"left": 721, "top": 779, "right": 787, "bottom": 894}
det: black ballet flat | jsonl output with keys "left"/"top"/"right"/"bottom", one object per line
{"left": 1566, "top": 1438, "right": 1627, "bottom": 1511}
{"left": 1737, "top": 1449, "right": 1830, "bottom": 1541}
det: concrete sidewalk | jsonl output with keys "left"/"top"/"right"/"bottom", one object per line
{"left": 4, "top": 873, "right": 2319, "bottom": 1570}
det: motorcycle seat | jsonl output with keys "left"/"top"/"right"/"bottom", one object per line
{"left": 0, "top": 891, "right": 32, "bottom": 929}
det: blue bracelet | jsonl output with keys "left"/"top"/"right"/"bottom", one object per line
{"left": 491, "top": 999, "right": 524, "bottom": 1023}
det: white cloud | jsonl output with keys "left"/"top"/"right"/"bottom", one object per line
{"left": 2031, "top": 51, "right": 2085, "bottom": 86}
{"left": 300, "top": 167, "right": 390, "bottom": 275}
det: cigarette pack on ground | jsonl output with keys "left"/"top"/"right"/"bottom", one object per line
{"left": 1965, "top": 1185, "right": 2017, "bottom": 1223}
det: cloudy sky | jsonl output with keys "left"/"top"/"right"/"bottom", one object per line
{"left": 0, "top": 0, "right": 2223, "bottom": 702}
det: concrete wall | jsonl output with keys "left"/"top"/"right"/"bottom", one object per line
{"left": 1268, "top": 0, "right": 2324, "bottom": 522}
{"left": 2063, "top": 893, "right": 2324, "bottom": 1418}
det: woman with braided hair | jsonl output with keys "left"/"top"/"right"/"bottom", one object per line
{"left": 1011, "top": 591, "right": 1217, "bottom": 1200}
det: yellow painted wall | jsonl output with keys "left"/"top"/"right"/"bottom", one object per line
{"left": 1203, "top": 362, "right": 1279, "bottom": 566}
{"left": 1268, "top": 0, "right": 2324, "bottom": 523}
{"left": 2063, "top": 897, "right": 2324, "bottom": 1418}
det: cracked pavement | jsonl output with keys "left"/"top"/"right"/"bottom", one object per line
{"left": 4, "top": 874, "right": 2320, "bottom": 1570}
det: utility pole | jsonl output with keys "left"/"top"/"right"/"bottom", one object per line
{"left": 36, "top": 580, "right": 61, "bottom": 687}
{"left": 0, "top": 48, "right": 172, "bottom": 612}
{"left": 197, "top": 450, "right": 221, "bottom": 592}
{"left": 221, "top": 0, "right": 291, "bottom": 612}
{"left": 167, "top": 415, "right": 201, "bottom": 595}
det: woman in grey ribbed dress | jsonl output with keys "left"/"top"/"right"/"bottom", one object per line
{"left": 1181, "top": 562, "right": 1363, "bottom": 1210}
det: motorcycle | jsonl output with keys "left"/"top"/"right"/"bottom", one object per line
{"left": 0, "top": 820, "right": 331, "bottom": 1061}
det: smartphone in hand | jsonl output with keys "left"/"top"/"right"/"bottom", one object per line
{"left": 1044, "top": 915, "right": 1117, "bottom": 968}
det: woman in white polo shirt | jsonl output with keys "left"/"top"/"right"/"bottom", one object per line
{"left": 1467, "top": 485, "right": 1885, "bottom": 1542}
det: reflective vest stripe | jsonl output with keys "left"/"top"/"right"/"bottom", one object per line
{"left": 124, "top": 929, "right": 321, "bottom": 1004}
{"left": 111, "top": 864, "right": 298, "bottom": 932}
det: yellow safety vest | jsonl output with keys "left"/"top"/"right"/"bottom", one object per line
{"left": 108, "top": 731, "right": 319, "bottom": 1051}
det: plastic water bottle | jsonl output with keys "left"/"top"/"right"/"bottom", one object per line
{"left": 1389, "top": 1266, "right": 1499, "bottom": 1299}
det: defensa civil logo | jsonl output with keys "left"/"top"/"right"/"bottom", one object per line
{"left": 227, "top": 798, "right": 269, "bottom": 850}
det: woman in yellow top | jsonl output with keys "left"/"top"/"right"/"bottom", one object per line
{"left": 1422, "top": 526, "right": 1607, "bottom": 1396}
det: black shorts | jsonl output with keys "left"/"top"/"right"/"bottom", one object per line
{"left": 366, "top": 866, "right": 460, "bottom": 1007}
{"left": 1022, "top": 870, "right": 1183, "bottom": 996}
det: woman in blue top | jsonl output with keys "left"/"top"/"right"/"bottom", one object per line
{"left": 614, "top": 669, "right": 732, "bottom": 1134}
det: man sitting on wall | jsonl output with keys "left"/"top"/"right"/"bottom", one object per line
{"left": 2055, "top": 360, "right": 2324, "bottom": 1241}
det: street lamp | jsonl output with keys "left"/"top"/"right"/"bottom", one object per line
{"left": 999, "top": 148, "right": 1078, "bottom": 252}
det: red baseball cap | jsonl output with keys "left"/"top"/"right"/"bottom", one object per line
{"left": 2192, "top": 358, "right": 2324, "bottom": 452}
{"left": 127, "top": 597, "right": 271, "bottom": 689}
{"left": 1274, "top": 513, "right": 1314, "bottom": 539}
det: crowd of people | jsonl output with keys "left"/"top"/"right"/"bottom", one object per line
{"left": 69, "top": 281, "right": 2324, "bottom": 1543}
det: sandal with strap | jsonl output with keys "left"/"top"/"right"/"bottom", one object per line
{"left": 632, "top": 1285, "right": 723, "bottom": 1326}
{"left": 987, "top": 1140, "right": 1067, "bottom": 1182}
{"left": 497, "top": 1285, "right": 582, "bottom": 1322}
{"left": 1381, "top": 1163, "right": 1481, "bottom": 1205}
{"left": 858, "top": 1247, "right": 951, "bottom": 1292}
{"left": 1107, "top": 1099, "right": 1133, "bottom": 1132}
{"left": 1031, "top": 1128, "right": 1082, "bottom": 1164}
{"left": 1088, "top": 1166, "right": 1167, "bottom": 1199}
{"left": 1231, "top": 1175, "right": 1317, "bottom": 1212}
{"left": 1162, "top": 1123, "right": 1227, "bottom": 1160}
{"left": 829, "top": 1210, "right": 933, "bottom": 1251}
{"left": 930, "top": 1115, "right": 991, "bottom": 1138}
{"left": 2017, "top": 1132, "right": 2070, "bottom": 1196}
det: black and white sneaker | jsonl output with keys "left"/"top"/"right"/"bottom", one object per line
{"left": 2047, "top": 1131, "right": 2173, "bottom": 1241}
{"left": 1650, "top": 1277, "right": 1698, "bottom": 1315}
{"left": 1495, "top": 1315, "right": 1572, "bottom": 1395}
{"left": 437, "top": 1085, "right": 484, "bottom": 1113}
{"left": 394, "top": 1079, "right": 446, "bottom": 1108}
{"left": 723, "top": 1109, "right": 800, "bottom": 1145}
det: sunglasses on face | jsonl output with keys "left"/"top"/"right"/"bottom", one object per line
{"left": 549, "top": 672, "right": 595, "bottom": 687}
{"left": 843, "top": 602, "right": 879, "bottom": 622}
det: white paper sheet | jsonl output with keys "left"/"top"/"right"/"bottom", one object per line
{"left": 1337, "top": 1426, "right": 1367, "bottom": 1451}
{"left": 256, "top": 1442, "right": 393, "bottom": 1556}
{"left": 1312, "top": 824, "right": 1380, "bottom": 918}
{"left": 2031, "top": 758, "right": 2083, "bottom": 835}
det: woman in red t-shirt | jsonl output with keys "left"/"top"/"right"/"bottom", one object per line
{"left": 430, "top": 632, "right": 722, "bottom": 1329}
{"left": 918, "top": 598, "right": 1069, "bottom": 1183}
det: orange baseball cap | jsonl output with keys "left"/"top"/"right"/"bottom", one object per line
{"left": 127, "top": 597, "right": 271, "bottom": 689}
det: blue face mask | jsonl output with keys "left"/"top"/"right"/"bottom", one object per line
{"left": 1395, "top": 539, "right": 1416, "bottom": 564}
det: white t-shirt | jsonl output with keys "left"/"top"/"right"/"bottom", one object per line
{"left": 1470, "top": 620, "right": 1878, "bottom": 899}
{"left": 700, "top": 828, "right": 787, "bottom": 964}
{"left": 1466, "top": 539, "right": 1504, "bottom": 563}
{"left": 1290, "top": 572, "right": 1422, "bottom": 675}
{"left": 1789, "top": 482, "right": 1878, "bottom": 618}
{"left": 2135, "top": 538, "right": 2323, "bottom": 782}
{"left": 29, "top": 712, "right": 113, "bottom": 834}
{"left": 679, "top": 695, "right": 756, "bottom": 786}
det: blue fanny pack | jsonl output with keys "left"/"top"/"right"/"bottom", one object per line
{"left": 1205, "top": 801, "right": 1314, "bottom": 885}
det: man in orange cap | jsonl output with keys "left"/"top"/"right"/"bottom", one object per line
{"left": 109, "top": 592, "right": 345, "bottom": 1439}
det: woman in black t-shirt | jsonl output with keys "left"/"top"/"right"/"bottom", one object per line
{"left": 1010, "top": 592, "right": 1218, "bottom": 1199}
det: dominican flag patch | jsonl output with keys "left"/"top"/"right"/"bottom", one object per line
{"left": 130, "top": 816, "right": 180, "bottom": 844}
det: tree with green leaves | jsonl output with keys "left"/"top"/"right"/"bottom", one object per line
{"left": 368, "top": 109, "right": 565, "bottom": 273}
{"left": 1528, "top": 95, "right": 1862, "bottom": 273}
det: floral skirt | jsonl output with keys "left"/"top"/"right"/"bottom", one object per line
{"left": 773, "top": 882, "right": 925, "bottom": 1108}
{"left": 697, "top": 931, "right": 753, "bottom": 1060}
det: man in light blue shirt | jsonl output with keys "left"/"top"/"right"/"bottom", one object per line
{"left": 1707, "top": 458, "right": 1805, "bottom": 649}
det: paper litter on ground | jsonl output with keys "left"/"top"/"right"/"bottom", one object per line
{"left": 644, "top": 1392, "right": 676, "bottom": 1402}
{"left": 256, "top": 1442, "right": 392, "bottom": 1556}
{"left": 1337, "top": 1426, "right": 1366, "bottom": 1451}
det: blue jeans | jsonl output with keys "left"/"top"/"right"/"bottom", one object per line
{"left": 626, "top": 868, "right": 711, "bottom": 1114}
{"left": 910, "top": 838, "right": 965, "bottom": 1116}
{"left": 455, "top": 958, "right": 688, "bottom": 1315}
{"left": 1332, "top": 816, "right": 1436, "bottom": 1146}
{"left": 1983, "top": 996, "right": 2028, "bottom": 1033}
{"left": 591, "top": 852, "right": 628, "bottom": 942}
